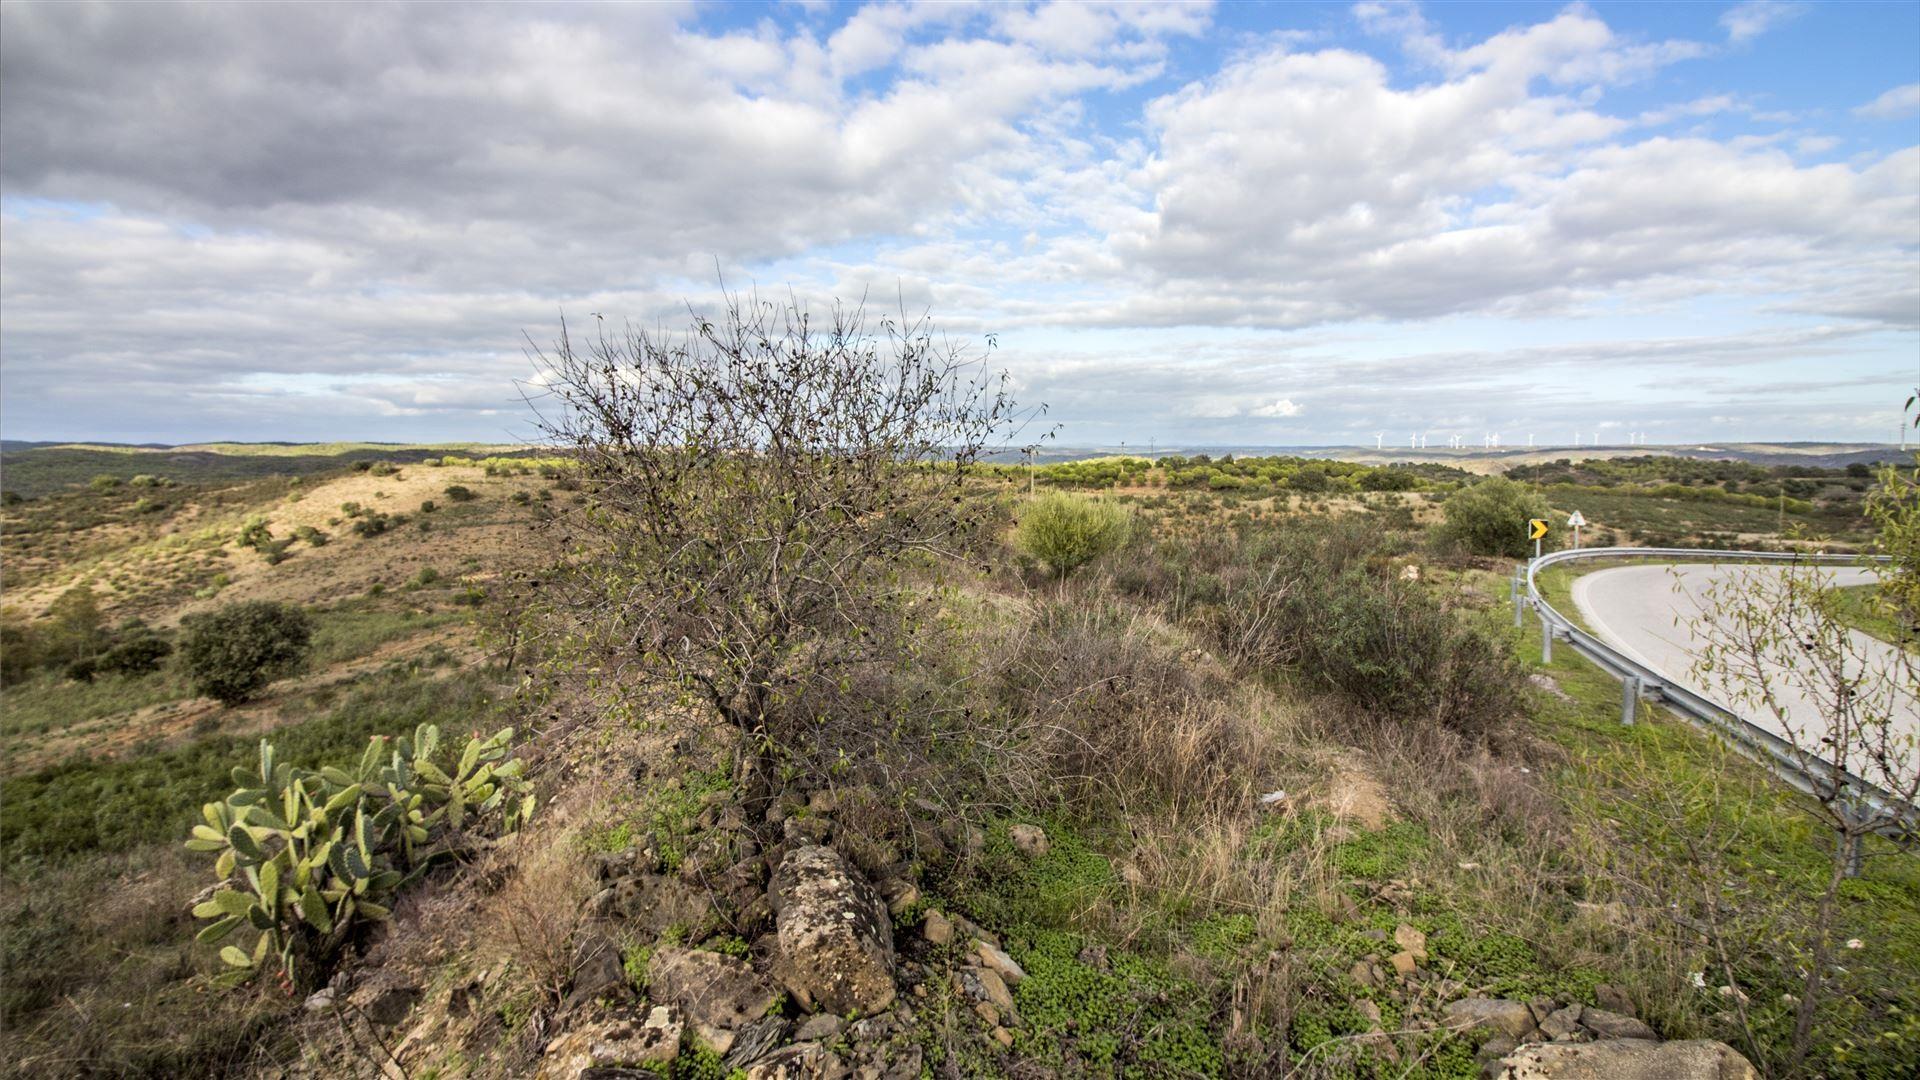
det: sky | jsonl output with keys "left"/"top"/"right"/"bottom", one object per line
{"left": 1, "top": 0, "right": 1917, "bottom": 448}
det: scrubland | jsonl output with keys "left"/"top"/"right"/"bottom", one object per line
{"left": 0, "top": 442, "right": 1913, "bottom": 1079}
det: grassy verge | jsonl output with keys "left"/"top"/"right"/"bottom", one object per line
{"left": 1832, "top": 584, "right": 1913, "bottom": 651}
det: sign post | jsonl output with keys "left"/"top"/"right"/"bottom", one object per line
{"left": 1528, "top": 518, "right": 1548, "bottom": 562}
{"left": 1567, "top": 510, "right": 1586, "bottom": 550}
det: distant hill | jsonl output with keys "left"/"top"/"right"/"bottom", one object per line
{"left": 1013, "top": 442, "right": 1909, "bottom": 475}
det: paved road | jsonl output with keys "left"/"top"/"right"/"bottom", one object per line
{"left": 1570, "top": 563, "right": 1920, "bottom": 750}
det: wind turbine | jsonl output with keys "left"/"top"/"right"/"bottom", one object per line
{"left": 1374, "top": 432, "right": 1384, "bottom": 450}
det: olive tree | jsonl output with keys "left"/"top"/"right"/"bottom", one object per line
{"left": 529, "top": 292, "right": 1023, "bottom": 774}
{"left": 1436, "top": 476, "right": 1554, "bottom": 558}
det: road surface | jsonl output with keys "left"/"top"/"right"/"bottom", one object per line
{"left": 1569, "top": 563, "right": 1920, "bottom": 750}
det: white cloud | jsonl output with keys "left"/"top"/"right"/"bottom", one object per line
{"left": 1856, "top": 82, "right": 1920, "bottom": 119}
{"left": 1720, "top": 1, "right": 1807, "bottom": 44}
{"left": 1252, "top": 398, "right": 1303, "bottom": 418}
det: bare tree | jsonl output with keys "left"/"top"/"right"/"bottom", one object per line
{"left": 1687, "top": 560, "right": 1919, "bottom": 1070}
{"left": 527, "top": 290, "right": 1026, "bottom": 785}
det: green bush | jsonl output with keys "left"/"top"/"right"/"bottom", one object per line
{"left": 179, "top": 602, "right": 315, "bottom": 705}
{"left": 443, "top": 485, "right": 476, "bottom": 503}
{"left": 1014, "top": 492, "right": 1134, "bottom": 578}
{"left": 1436, "top": 477, "right": 1554, "bottom": 558}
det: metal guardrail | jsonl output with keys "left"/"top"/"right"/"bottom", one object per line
{"left": 1518, "top": 547, "right": 1914, "bottom": 852}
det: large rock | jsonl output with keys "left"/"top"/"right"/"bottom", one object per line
{"left": 743, "top": 1042, "right": 846, "bottom": 1079}
{"left": 648, "top": 947, "right": 779, "bottom": 1050}
{"left": 1492, "top": 1039, "right": 1758, "bottom": 1080}
{"left": 1444, "top": 998, "right": 1537, "bottom": 1041}
{"left": 770, "top": 845, "right": 896, "bottom": 1014}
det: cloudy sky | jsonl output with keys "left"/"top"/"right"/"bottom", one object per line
{"left": 2, "top": 0, "right": 1916, "bottom": 447}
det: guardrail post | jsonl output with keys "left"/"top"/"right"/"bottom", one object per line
{"left": 1511, "top": 572, "right": 1524, "bottom": 628}
{"left": 1539, "top": 610, "right": 1553, "bottom": 664}
{"left": 1620, "top": 676, "right": 1639, "bottom": 726}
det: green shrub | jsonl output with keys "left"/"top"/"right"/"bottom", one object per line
{"left": 443, "top": 485, "right": 476, "bottom": 503}
{"left": 419, "top": 499, "right": 437, "bottom": 514}
{"left": 179, "top": 602, "right": 315, "bottom": 705}
{"left": 1014, "top": 492, "right": 1133, "bottom": 578}
{"left": 1436, "top": 477, "right": 1554, "bottom": 558}
{"left": 97, "top": 629, "right": 172, "bottom": 677}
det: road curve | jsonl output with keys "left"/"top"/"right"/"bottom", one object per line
{"left": 1569, "top": 563, "right": 1920, "bottom": 749}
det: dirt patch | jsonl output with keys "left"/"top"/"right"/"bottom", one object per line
{"left": 1318, "top": 751, "right": 1394, "bottom": 831}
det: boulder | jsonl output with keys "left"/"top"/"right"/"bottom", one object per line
{"left": 770, "top": 845, "right": 897, "bottom": 1014}
{"left": 1389, "top": 950, "right": 1418, "bottom": 977}
{"left": 1009, "top": 824, "right": 1050, "bottom": 858}
{"left": 648, "top": 947, "right": 779, "bottom": 1044}
{"left": 1492, "top": 1039, "right": 1759, "bottom": 1080}
{"left": 1444, "top": 998, "right": 1536, "bottom": 1041}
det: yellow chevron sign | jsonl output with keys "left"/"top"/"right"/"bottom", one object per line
{"left": 1528, "top": 518, "right": 1549, "bottom": 541}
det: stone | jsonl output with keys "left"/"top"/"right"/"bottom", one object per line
{"left": 1477, "top": 1035, "right": 1519, "bottom": 1063}
{"left": 1353, "top": 999, "right": 1400, "bottom": 1064}
{"left": 648, "top": 948, "right": 779, "bottom": 1038}
{"left": 744, "top": 1042, "right": 846, "bottom": 1080}
{"left": 1491, "top": 1039, "right": 1759, "bottom": 1080}
{"left": 1009, "top": 824, "right": 1049, "bottom": 858}
{"left": 566, "top": 929, "right": 629, "bottom": 1008}
{"left": 973, "top": 941, "right": 1026, "bottom": 986}
{"left": 958, "top": 966, "right": 1015, "bottom": 1015}
{"left": 1539, "top": 1005, "right": 1585, "bottom": 1042}
{"left": 303, "top": 987, "right": 336, "bottom": 1013}
{"left": 1578, "top": 1007, "right": 1657, "bottom": 1041}
{"left": 949, "top": 913, "right": 997, "bottom": 947}
{"left": 991, "top": 1026, "right": 1014, "bottom": 1048}
{"left": 1592, "top": 984, "right": 1636, "bottom": 1018}
{"left": 877, "top": 878, "right": 920, "bottom": 916}
{"left": 770, "top": 845, "right": 897, "bottom": 1015}
{"left": 1394, "top": 924, "right": 1428, "bottom": 961}
{"left": 1529, "top": 673, "right": 1573, "bottom": 702}
{"left": 808, "top": 790, "right": 839, "bottom": 814}
{"left": 784, "top": 815, "right": 834, "bottom": 846}
{"left": 539, "top": 1008, "right": 684, "bottom": 1079}
{"left": 1350, "top": 961, "right": 1383, "bottom": 989}
{"left": 921, "top": 910, "right": 955, "bottom": 946}
{"left": 596, "top": 873, "right": 715, "bottom": 934}
{"left": 1444, "top": 998, "right": 1537, "bottom": 1042}
{"left": 1389, "top": 951, "right": 1418, "bottom": 977}
{"left": 724, "top": 1017, "right": 790, "bottom": 1071}
{"left": 974, "top": 1001, "right": 1000, "bottom": 1026}
{"left": 796, "top": 1013, "right": 844, "bottom": 1041}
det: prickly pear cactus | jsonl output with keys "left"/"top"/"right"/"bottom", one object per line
{"left": 186, "top": 726, "right": 533, "bottom": 990}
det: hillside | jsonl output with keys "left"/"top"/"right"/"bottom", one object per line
{"left": 0, "top": 442, "right": 1914, "bottom": 1079}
